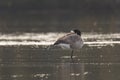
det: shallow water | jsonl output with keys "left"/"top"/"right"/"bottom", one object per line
{"left": 0, "top": 32, "right": 120, "bottom": 80}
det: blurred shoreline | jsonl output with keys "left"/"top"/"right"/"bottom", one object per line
{"left": 0, "top": 11, "right": 120, "bottom": 33}
{"left": 0, "top": 0, "right": 120, "bottom": 33}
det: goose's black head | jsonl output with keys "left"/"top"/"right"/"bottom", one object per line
{"left": 71, "top": 29, "right": 81, "bottom": 36}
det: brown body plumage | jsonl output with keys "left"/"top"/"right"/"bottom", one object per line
{"left": 54, "top": 29, "right": 84, "bottom": 58}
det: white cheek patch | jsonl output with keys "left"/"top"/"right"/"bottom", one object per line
{"left": 70, "top": 30, "right": 74, "bottom": 33}
{"left": 58, "top": 43, "right": 70, "bottom": 49}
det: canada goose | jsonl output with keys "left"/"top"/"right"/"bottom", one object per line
{"left": 54, "top": 29, "right": 84, "bottom": 58}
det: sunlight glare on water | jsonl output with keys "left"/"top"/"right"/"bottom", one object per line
{"left": 0, "top": 32, "right": 120, "bottom": 46}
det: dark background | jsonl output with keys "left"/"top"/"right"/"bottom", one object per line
{"left": 0, "top": 0, "right": 120, "bottom": 33}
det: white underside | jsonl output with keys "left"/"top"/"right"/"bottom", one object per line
{"left": 57, "top": 43, "right": 70, "bottom": 49}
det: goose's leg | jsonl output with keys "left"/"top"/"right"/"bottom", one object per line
{"left": 71, "top": 50, "right": 74, "bottom": 59}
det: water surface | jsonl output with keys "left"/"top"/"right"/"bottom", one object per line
{"left": 0, "top": 32, "right": 120, "bottom": 80}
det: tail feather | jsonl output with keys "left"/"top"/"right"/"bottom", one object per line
{"left": 54, "top": 40, "right": 69, "bottom": 45}
{"left": 53, "top": 42, "right": 59, "bottom": 45}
